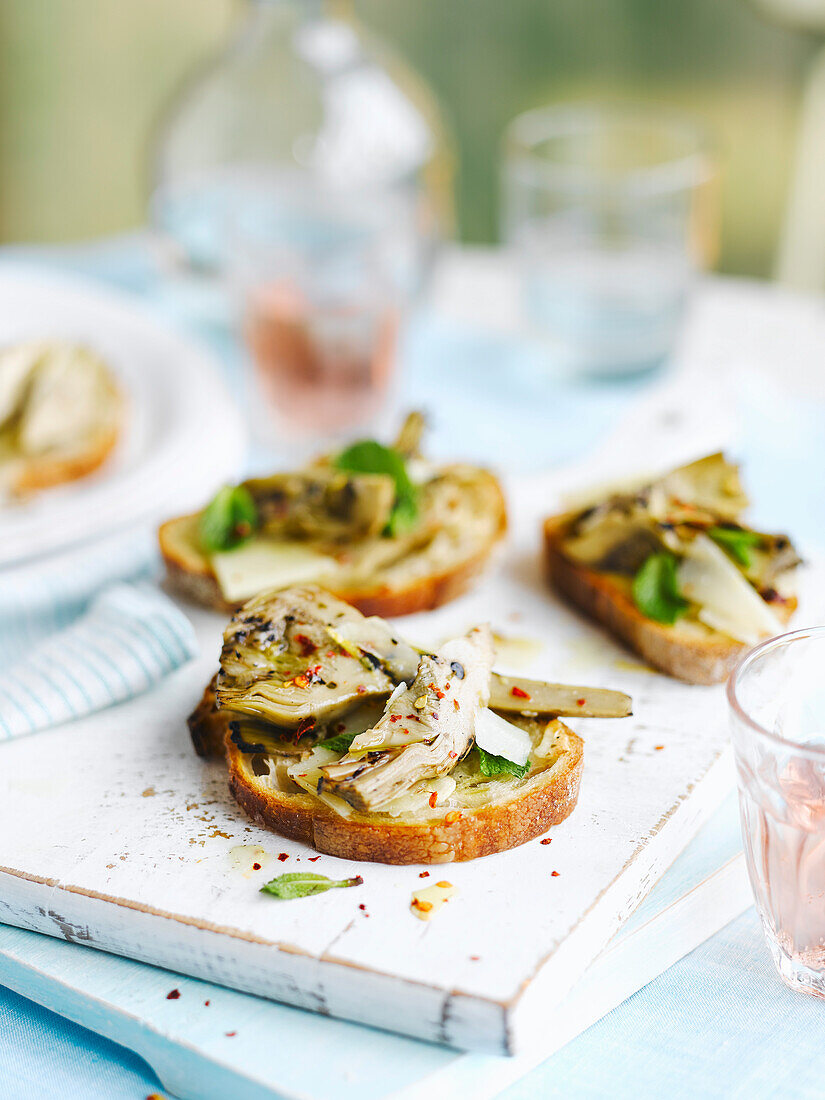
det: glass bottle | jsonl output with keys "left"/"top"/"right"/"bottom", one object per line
{"left": 151, "top": 0, "right": 452, "bottom": 450}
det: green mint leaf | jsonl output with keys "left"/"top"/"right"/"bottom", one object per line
{"left": 200, "top": 485, "right": 258, "bottom": 552}
{"left": 333, "top": 440, "right": 419, "bottom": 537}
{"left": 632, "top": 552, "right": 689, "bottom": 624}
{"left": 476, "top": 746, "right": 530, "bottom": 781}
{"left": 260, "top": 872, "right": 363, "bottom": 900}
{"left": 317, "top": 730, "right": 358, "bottom": 754}
{"left": 708, "top": 525, "right": 763, "bottom": 567}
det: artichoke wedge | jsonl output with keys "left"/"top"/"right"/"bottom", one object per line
{"left": 243, "top": 469, "right": 395, "bottom": 542}
{"left": 216, "top": 587, "right": 393, "bottom": 731}
{"left": 319, "top": 626, "right": 494, "bottom": 812}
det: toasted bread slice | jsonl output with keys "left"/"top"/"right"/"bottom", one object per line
{"left": 160, "top": 464, "right": 507, "bottom": 617}
{"left": 0, "top": 342, "right": 121, "bottom": 495}
{"left": 189, "top": 678, "right": 583, "bottom": 864}
{"left": 544, "top": 514, "right": 796, "bottom": 685}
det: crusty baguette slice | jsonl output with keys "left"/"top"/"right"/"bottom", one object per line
{"left": 160, "top": 464, "right": 507, "bottom": 618}
{"left": 543, "top": 514, "right": 796, "bottom": 685}
{"left": 189, "top": 678, "right": 583, "bottom": 864}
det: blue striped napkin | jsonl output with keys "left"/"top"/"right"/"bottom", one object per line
{"left": 0, "top": 530, "right": 198, "bottom": 740}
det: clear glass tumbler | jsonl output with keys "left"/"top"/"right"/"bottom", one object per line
{"left": 502, "top": 103, "right": 717, "bottom": 377}
{"left": 729, "top": 628, "right": 825, "bottom": 999}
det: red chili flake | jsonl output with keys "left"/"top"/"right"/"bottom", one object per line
{"left": 252, "top": 862, "right": 262, "bottom": 870}
{"left": 359, "top": 903, "right": 367, "bottom": 911}
{"left": 431, "top": 712, "right": 439, "bottom": 720}
{"left": 309, "top": 856, "right": 321, "bottom": 862}
{"left": 428, "top": 791, "right": 438, "bottom": 809}
{"left": 444, "top": 682, "right": 451, "bottom": 691}
{"left": 654, "top": 744, "right": 665, "bottom": 751}
{"left": 294, "top": 716, "right": 316, "bottom": 742}
{"left": 551, "top": 871, "right": 560, "bottom": 877}
{"left": 277, "top": 853, "right": 289, "bottom": 862}
{"left": 294, "top": 633, "right": 317, "bottom": 657}
{"left": 356, "top": 685, "right": 367, "bottom": 695}
{"left": 453, "top": 699, "right": 460, "bottom": 710}
{"left": 419, "top": 871, "right": 430, "bottom": 878}
{"left": 540, "top": 838, "right": 552, "bottom": 846}
{"left": 469, "top": 955, "right": 480, "bottom": 961}
{"left": 448, "top": 750, "right": 458, "bottom": 759}
{"left": 576, "top": 698, "right": 586, "bottom": 707}
{"left": 435, "top": 690, "right": 445, "bottom": 700}
{"left": 204, "top": 1000, "right": 211, "bottom": 1006}
{"left": 166, "top": 989, "right": 181, "bottom": 1000}
{"left": 389, "top": 714, "right": 400, "bottom": 723}
{"left": 225, "top": 1031, "right": 237, "bottom": 1038}
{"left": 511, "top": 686, "right": 531, "bottom": 700}
{"left": 326, "top": 650, "right": 336, "bottom": 659}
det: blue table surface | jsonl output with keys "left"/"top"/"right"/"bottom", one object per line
{"left": 2, "top": 236, "right": 825, "bottom": 1100}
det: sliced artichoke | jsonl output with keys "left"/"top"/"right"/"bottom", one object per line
{"left": 216, "top": 587, "right": 393, "bottom": 730}
{"left": 243, "top": 469, "right": 395, "bottom": 542}
{"left": 319, "top": 626, "right": 494, "bottom": 812}
{"left": 489, "top": 675, "right": 632, "bottom": 719}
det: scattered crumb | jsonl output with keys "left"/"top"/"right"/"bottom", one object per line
{"left": 654, "top": 745, "right": 664, "bottom": 751}
{"left": 141, "top": 787, "right": 156, "bottom": 798}
{"left": 540, "top": 838, "right": 552, "bottom": 846}
{"left": 418, "top": 870, "right": 430, "bottom": 878}
{"left": 166, "top": 989, "right": 180, "bottom": 1000}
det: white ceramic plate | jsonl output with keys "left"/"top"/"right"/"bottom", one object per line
{"left": 0, "top": 266, "right": 246, "bottom": 567}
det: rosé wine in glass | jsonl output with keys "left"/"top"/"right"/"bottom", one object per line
{"left": 245, "top": 281, "right": 397, "bottom": 440}
{"left": 729, "top": 628, "right": 825, "bottom": 998}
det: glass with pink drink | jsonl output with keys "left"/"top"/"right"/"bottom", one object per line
{"left": 729, "top": 627, "right": 825, "bottom": 998}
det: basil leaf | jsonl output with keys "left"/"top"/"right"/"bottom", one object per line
{"left": 317, "top": 730, "right": 358, "bottom": 754}
{"left": 260, "top": 872, "right": 363, "bottom": 900}
{"left": 632, "top": 553, "right": 689, "bottom": 624}
{"left": 476, "top": 746, "right": 530, "bottom": 781}
{"left": 708, "top": 525, "right": 763, "bottom": 567}
{"left": 200, "top": 485, "right": 258, "bottom": 552}
{"left": 333, "top": 440, "right": 419, "bottom": 537}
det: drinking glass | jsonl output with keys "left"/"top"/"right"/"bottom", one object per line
{"left": 502, "top": 103, "right": 717, "bottom": 376}
{"left": 729, "top": 628, "right": 825, "bottom": 999}
{"left": 229, "top": 175, "right": 418, "bottom": 456}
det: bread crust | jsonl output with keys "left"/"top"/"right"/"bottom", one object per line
{"left": 227, "top": 725, "right": 583, "bottom": 864}
{"left": 159, "top": 469, "right": 507, "bottom": 618}
{"left": 7, "top": 422, "right": 119, "bottom": 494}
{"left": 188, "top": 679, "right": 583, "bottom": 864}
{"left": 543, "top": 514, "right": 796, "bottom": 685}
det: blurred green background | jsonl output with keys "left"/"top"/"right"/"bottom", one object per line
{"left": 0, "top": 0, "right": 820, "bottom": 276}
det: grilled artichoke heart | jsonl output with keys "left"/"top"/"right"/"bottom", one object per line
{"left": 562, "top": 452, "right": 800, "bottom": 591}
{"left": 243, "top": 469, "right": 395, "bottom": 542}
{"left": 216, "top": 587, "right": 394, "bottom": 730}
{"left": 319, "top": 626, "right": 494, "bottom": 812}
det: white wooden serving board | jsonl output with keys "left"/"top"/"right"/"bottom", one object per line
{"left": 0, "top": 795, "right": 752, "bottom": 1100}
{"left": 0, "top": 473, "right": 820, "bottom": 1054}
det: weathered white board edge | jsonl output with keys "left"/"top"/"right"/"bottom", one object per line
{"left": 0, "top": 749, "right": 732, "bottom": 1054}
{"left": 0, "top": 850, "right": 751, "bottom": 1100}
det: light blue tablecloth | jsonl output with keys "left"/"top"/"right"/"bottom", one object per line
{"left": 2, "top": 236, "right": 825, "bottom": 1099}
